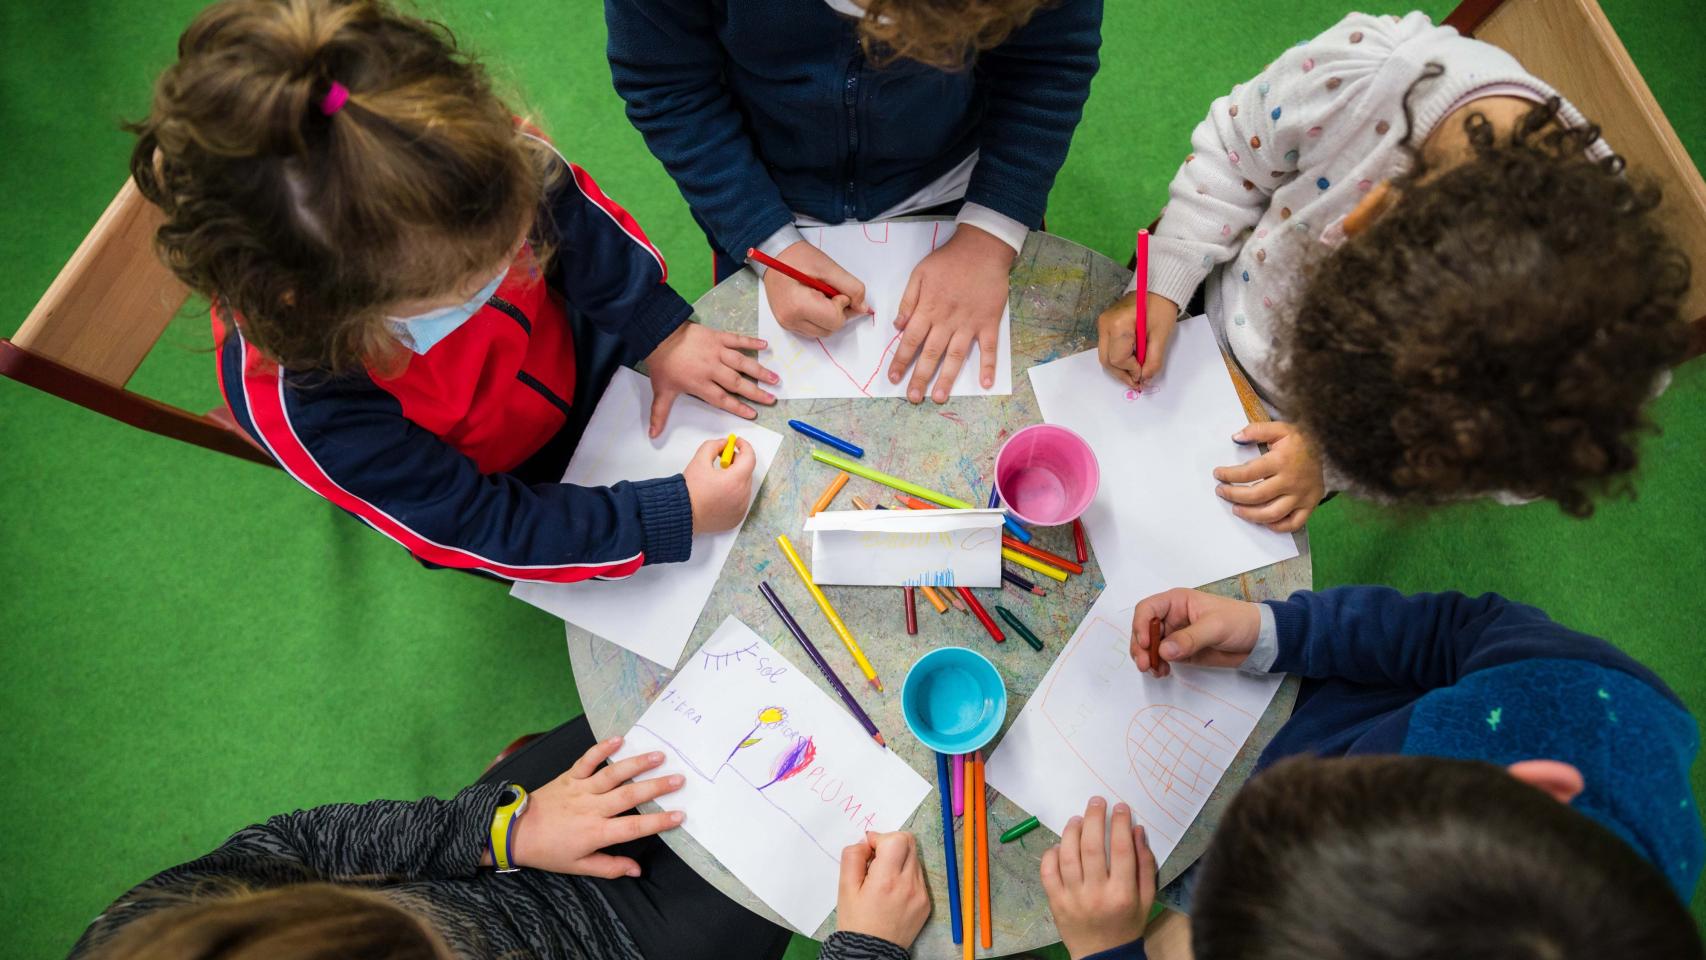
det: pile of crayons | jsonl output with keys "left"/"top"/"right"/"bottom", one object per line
{"left": 937, "top": 750, "right": 992, "bottom": 953}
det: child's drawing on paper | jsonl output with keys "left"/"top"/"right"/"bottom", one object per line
{"left": 985, "top": 590, "right": 1285, "bottom": 865}
{"left": 612, "top": 617, "right": 931, "bottom": 933}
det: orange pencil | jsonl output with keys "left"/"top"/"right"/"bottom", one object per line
{"left": 920, "top": 584, "right": 950, "bottom": 614}
{"left": 962, "top": 770, "right": 976, "bottom": 960}
{"left": 811, "top": 471, "right": 849, "bottom": 516}
{"left": 1001, "top": 536, "right": 1084, "bottom": 575}
{"left": 975, "top": 752, "right": 991, "bottom": 948}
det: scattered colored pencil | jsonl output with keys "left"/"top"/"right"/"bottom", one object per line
{"left": 1000, "top": 815, "right": 1040, "bottom": 844}
{"left": 994, "top": 604, "right": 1045, "bottom": 652}
{"left": 719, "top": 433, "right": 738, "bottom": 468}
{"left": 986, "top": 484, "right": 999, "bottom": 509}
{"left": 945, "top": 586, "right": 970, "bottom": 614}
{"left": 1134, "top": 228, "right": 1150, "bottom": 367}
{"left": 758, "top": 581, "right": 885, "bottom": 747}
{"left": 959, "top": 588, "right": 1005, "bottom": 643}
{"left": 1001, "top": 567, "right": 1046, "bottom": 597}
{"left": 811, "top": 450, "right": 971, "bottom": 509}
{"left": 787, "top": 419, "right": 864, "bottom": 458}
{"left": 775, "top": 534, "right": 883, "bottom": 692}
{"left": 1002, "top": 536, "right": 1084, "bottom": 575}
{"left": 936, "top": 752, "right": 963, "bottom": 944}
{"left": 811, "top": 471, "right": 849, "bottom": 516}
{"left": 1073, "top": 517, "right": 1088, "bottom": 564}
{"left": 904, "top": 586, "right": 917, "bottom": 635}
{"left": 975, "top": 752, "right": 991, "bottom": 949}
{"left": 745, "top": 247, "right": 844, "bottom": 299}
{"left": 850, "top": 495, "right": 872, "bottom": 510}
{"left": 920, "top": 584, "right": 950, "bottom": 614}
{"left": 953, "top": 753, "right": 965, "bottom": 817}
{"left": 962, "top": 768, "right": 976, "bottom": 960}
{"left": 1003, "top": 547, "right": 1069, "bottom": 583}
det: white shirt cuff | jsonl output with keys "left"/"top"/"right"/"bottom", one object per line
{"left": 1238, "top": 602, "right": 1280, "bottom": 676}
{"left": 749, "top": 224, "right": 807, "bottom": 277}
{"left": 955, "top": 203, "right": 1029, "bottom": 255}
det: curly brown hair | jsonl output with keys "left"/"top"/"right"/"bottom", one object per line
{"left": 128, "top": 0, "right": 560, "bottom": 374}
{"left": 856, "top": 0, "right": 1056, "bottom": 68}
{"left": 1273, "top": 90, "right": 1692, "bottom": 517}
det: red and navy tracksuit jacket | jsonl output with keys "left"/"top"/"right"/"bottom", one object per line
{"left": 216, "top": 150, "right": 695, "bottom": 583}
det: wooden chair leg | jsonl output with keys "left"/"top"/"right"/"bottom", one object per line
{"left": 0, "top": 339, "right": 279, "bottom": 468}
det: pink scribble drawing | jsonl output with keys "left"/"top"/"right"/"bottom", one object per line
{"left": 759, "top": 736, "right": 818, "bottom": 791}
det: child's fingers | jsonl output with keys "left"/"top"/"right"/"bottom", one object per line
{"left": 719, "top": 331, "right": 769, "bottom": 353}
{"left": 1232, "top": 496, "right": 1297, "bottom": 525}
{"left": 584, "top": 749, "right": 665, "bottom": 792}
{"left": 1039, "top": 845, "right": 1063, "bottom": 897}
{"left": 719, "top": 366, "right": 775, "bottom": 407}
{"left": 821, "top": 260, "right": 869, "bottom": 316}
{"left": 978, "top": 323, "right": 998, "bottom": 390}
{"left": 896, "top": 267, "right": 923, "bottom": 328}
{"left": 1232, "top": 420, "right": 1292, "bottom": 445}
{"left": 727, "top": 439, "right": 757, "bottom": 479}
{"left": 571, "top": 853, "right": 643, "bottom": 880}
{"left": 1136, "top": 825, "right": 1156, "bottom": 906}
{"left": 1080, "top": 797, "right": 1108, "bottom": 877}
{"left": 929, "top": 329, "right": 974, "bottom": 404}
{"left": 1269, "top": 507, "right": 1312, "bottom": 533}
{"left": 1157, "top": 624, "right": 1209, "bottom": 664}
{"left": 567, "top": 736, "right": 626, "bottom": 780}
{"left": 598, "top": 773, "right": 686, "bottom": 816}
{"left": 691, "top": 437, "right": 727, "bottom": 466}
{"left": 1215, "top": 480, "right": 1279, "bottom": 506}
{"left": 839, "top": 839, "right": 874, "bottom": 897}
{"left": 1213, "top": 450, "right": 1279, "bottom": 485}
{"left": 1108, "top": 802, "right": 1136, "bottom": 871}
{"left": 723, "top": 348, "right": 780, "bottom": 387}
{"left": 1139, "top": 322, "right": 1173, "bottom": 383}
{"left": 598, "top": 809, "right": 686, "bottom": 847}
{"left": 648, "top": 387, "right": 681, "bottom": 438}
{"left": 906, "top": 326, "right": 951, "bottom": 404}
{"left": 1057, "top": 815, "right": 1084, "bottom": 885}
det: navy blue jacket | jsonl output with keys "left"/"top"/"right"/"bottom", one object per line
{"left": 605, "top": 0, "right": 1102, "bottom": 258}
{"left": 1090, "top": 587, "right": 1702, "bottom": 960}
{"left": 218, "top": 147, "right": 696, "bottom": 582}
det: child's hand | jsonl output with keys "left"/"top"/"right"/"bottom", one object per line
{"left": 1130, "top": 587, "right": 1264, "bottom": 678}
{"left": 761, "top": 241, "right": 871, "bottom": 338}
{"left": 1097, "top": 292, "right": 1180, "bottom": 391}
{"left": 887, "top": 224, "right": 1014, "bottom": 404}
{"left": 835, "top": 831, "right": 931, "bottom": 948}
{"left": 1040, "top": 796, "right": 1155, "bottom": 960}
{"left": 682, "top": 436, "right": 755, "bottom": 534}
{"left": 495, "top": 735, "right": 685, "bottom": 878}
{"left": 645, "top": 323, "right": 778, "bottom": 437}
{"left": 1212, "top": 421, "right": 1324, "bottom": 533}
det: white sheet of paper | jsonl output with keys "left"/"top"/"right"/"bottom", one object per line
{"left": 804, "top": 508, "right": 1004, "bottom": 587}
{"left": 1027, "top": 321, "right": 1298, "bottom": 597}
{"left": 757, "top": 221, "right": 1013, "bottom": 399}
{"left": 615, "top": 617, "right": 931, "bottom": 933}
{"left": 985, "top": 589, "right": 1284, "bottom": 863}
{"left": 510, "top": 368, "right": 783, "bottom": 668}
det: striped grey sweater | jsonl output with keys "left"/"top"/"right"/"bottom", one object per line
{"left": 68, "top": 782, "right": 907, "bottom": 960}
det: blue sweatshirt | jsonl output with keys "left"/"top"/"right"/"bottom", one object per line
{"left": 1089, "top": 587, "right": 1703, "bottom": 960}
{"left": 603, "top": 0, "right": 1102, "bottom": 259}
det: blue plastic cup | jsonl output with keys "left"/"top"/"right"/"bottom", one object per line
{"left": 901, "top": 647, "right": 1008, "bottom": 754}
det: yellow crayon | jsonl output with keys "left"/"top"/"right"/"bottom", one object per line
{"left": 1002, "top": 547, "right": 1070, "bottom": 583}
{"left": 719, "top": 433, "right": 738, "bottom": 468}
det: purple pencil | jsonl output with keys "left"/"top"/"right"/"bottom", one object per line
{"left": 760, "top": 580, "right": 886, "bottom": 748}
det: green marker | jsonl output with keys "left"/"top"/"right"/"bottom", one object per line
{"left": 1000, "top": 816, "right": 1041, "bottom": 843}
{"left": 994, "top": 605, "right": 1045, "bottom": 652}
{"left": 808, "top": 450, "right": 973, "bottom": 509}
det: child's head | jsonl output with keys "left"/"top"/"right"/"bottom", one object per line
{"left": 856, "top": 0, "right": 1057, "bottom": 68}
{"left": 1275, "top": 97, "right": 1692, "bottom": 516}
{"left": 88, "top": 883, "right": 450, "bottom": 960}
{"left": 130, "top": 0, "right": 557, "bottom": 373}
{"left": 1190, "top": 756, "right": 1702, "bottom": 960}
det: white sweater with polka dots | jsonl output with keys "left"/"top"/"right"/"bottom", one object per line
{"left": 1145, "top": 11, "right": 1607, "bottom": 413}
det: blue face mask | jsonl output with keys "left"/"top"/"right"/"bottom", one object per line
{"left": 388, "top": 268, "right": 507, "bottom": 355}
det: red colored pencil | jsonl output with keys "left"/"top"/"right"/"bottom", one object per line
{"left": 1134, "top": 229, "right": 1150, "bottom": 366}
{"left": 957, "top": 588, "right": 1005, "bottom": 643}
{"left": 1001, "top": 535, "right": 1084, "bottom": 575}
{"left": 745, "top": 247, "right": 844, "bottom": 300}
{"left": 904, "top": 587, "right": 918, "bottom": 635}
{"left": 1072, "top": 517, "right": 1088, "bottom": 564}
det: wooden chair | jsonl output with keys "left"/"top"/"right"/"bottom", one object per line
{"left": 0, "top": 178, "right": 278, "bottom": 467}
{"left": 1450, "top": 0, "right": 1706, "bottom": 354}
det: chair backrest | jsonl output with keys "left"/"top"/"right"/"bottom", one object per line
{"left": 13, "top": 178, "right": 191, "bottom": 388}
{"left": 1449, "top": 0, "right": 1706, "bottom": 326}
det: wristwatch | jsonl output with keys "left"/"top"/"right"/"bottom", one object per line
{"left": 489, "top": 783, "right": 530, "bottom": 873}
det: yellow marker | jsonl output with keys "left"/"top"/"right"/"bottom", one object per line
{"left": 1003, "top": 547, "right": 1069, "bottom": 583}
{"left": 776, "top": 534, "right": 883, "bottom": 692}
{"left": 719, "top": 433, "right": 738, "bottom": 468}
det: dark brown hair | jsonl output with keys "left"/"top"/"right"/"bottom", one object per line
{"left": 1274, "top": 90, "right": 1691, "bottom": 516}
{"left": 86, "top": 883, "right": 452, "bottom": 960}
{"left": 856, "top": 0, "right": 1056, "bottom": 68}
{"left": 1191, "top": 756, "right": 1703, "bottom": 960}
{"left": 129, "top": 0, "right": 560, "bottom": 374}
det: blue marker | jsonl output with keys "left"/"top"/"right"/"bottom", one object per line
{"left": 984, "top": 483, "right": 1033, "bottom": 543}
{"left": 787, "top": 419, "right": 864, "bottom": 458}
{"left": 935, "top": 751, "right": 963, "bottom": 943}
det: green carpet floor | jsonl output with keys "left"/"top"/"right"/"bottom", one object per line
{"left": 3, "top": 1, "right": 1704, "bottom": 956}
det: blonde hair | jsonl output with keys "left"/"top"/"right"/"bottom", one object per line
{"left": 86, "top": 882, "right": 452, "bottom": 960}
{"left": 129, "top": 0, "right": 561, "bottom": 373}
{"left": 856, "top": 0, "right": 1057, "bottom": 68}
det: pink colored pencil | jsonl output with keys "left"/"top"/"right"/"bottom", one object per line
{"left": 952, "top": 753, "right": 965, "bottom": 816}
{"left": 1134, "top": 228, "right": 1150, "bottom": 367}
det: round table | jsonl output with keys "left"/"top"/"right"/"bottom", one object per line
{"left": 568, "top": 228, "right": 1310, "bottom": 957}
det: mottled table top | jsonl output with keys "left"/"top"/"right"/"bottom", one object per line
{"left": 567, "top": 227, "right": 1309, "bottom": 956}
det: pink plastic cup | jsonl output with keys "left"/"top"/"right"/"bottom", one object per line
{"left": 994, "top": 424, "right": 1099, "bottom": 526}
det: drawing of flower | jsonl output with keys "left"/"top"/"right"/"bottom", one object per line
{"left": 758, "top": 736, "right": 817, "bottom": 791}
{"left": 726, "top": 706, "right": 787, "bottom": 762}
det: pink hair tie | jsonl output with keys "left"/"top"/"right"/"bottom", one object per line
{"left": 319, "top": 81, "right": 349, "bottom": 116}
